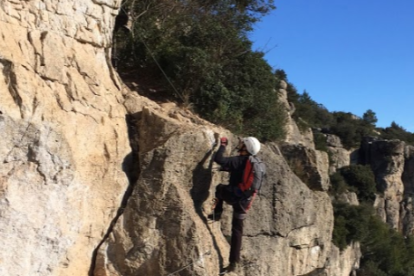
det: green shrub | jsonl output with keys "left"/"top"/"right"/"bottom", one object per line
{"left": 329, "top": 171, "right": 355, "bottom": 196}
{"left": 332, "top": 202, "right": 414, "bottom": 276}
{"left": 284, "top": 88, "right": 334, "bottom": 132}
{"left": 329, "top": 112, "right": 377, "bottom": 149}
{"left": 358, "top": 261, "right": 388, "bottom": 276}
{"left": 358, "top": 219, "right": 414, "bottom": 276}
{"left": 339, "top": 165, "right": 376, "bottom": 203}
{"left": 329, "top": 165, "right": 375, "bottom": 202}
{"left": 379, "top": 122, "right": 414, "bottom": 145}
{"left": 332, "top": 203, "right": 372, "bottom": 251}
{"left": 314, "top": 132, "right": 328, "bottom": 152}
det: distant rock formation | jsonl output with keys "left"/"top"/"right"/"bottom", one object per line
{"left": 360, "top": 139, "right": 414, "bottom": 235}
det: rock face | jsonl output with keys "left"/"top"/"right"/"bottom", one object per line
{"left": 401, "top": 146, "right": 414, "bottom": 235}
{"left": 361, "top": 139, "right": 405, "bottom": 229}
{"left": 95, "top": 104, "right": 337, "bottom": 276}
{"left": 403, "top": 145, "right": 414, "bottom": 195}
{"left": 278, "top": 81, "right": 314, "bottom": 149}
{"left": 337, "top": 192, "right": 359, "bottom": 206}
{"left": 0, "top": 1, "right": 130, "bottom": 276}
{"left": 280, "top": 144, "right": 330, "bottom": 191}
{"left": 324, "top": 243, "right": 360, "bottom": 276}
{"left": 0, "top": 2, "right": 362, "bottom": 276}
{"left": 325, "top": 134, "right": 354, "bottom": 174}
{"left": 360, "top": 139, "right": 414, "bottom": 235}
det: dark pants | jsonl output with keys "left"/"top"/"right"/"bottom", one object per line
{"left": 229, "top": 216, "right": 243, "bottom": 263}
{"left": 214, "top": 184, "right": 254, "bottom": 263}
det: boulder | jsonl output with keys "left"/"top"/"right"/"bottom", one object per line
{"left": 337, "top": 192, "right": 359, "bottom": 206}
{"left": 326, "top": 134, "right": 342, "bottom": 148}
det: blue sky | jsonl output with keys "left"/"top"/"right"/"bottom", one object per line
{"left": 249, "top": 0, "right": 414, "bottom": 132}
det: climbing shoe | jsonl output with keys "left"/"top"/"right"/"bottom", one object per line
{"left": 207, "top": 211, "right": 222, "bottom": 221}
{"left": 219, "top": 262, "right": 241, "bottom": 274}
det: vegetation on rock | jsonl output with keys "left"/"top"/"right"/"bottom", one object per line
{"left": 333, "top": 202, "right": 414, "bottom": 276}
{"left": 331, "top": 165, "right": 414, "bottom": 275}
{"left": 278, "top": 69, "right": 414, "bottom": 148}
{"left": 113, "top": 0, "right": 286, "bottom": 142}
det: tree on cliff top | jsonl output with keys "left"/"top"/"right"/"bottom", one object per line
{"left": 362, "top": 109, "right": 378, "bottom": 126}
{"left": 380, "top": 122, "right": 414, "bottom": 144}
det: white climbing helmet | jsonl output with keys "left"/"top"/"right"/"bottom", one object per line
{"left": 242, "top": 137, "right": 261, "bottom": 155}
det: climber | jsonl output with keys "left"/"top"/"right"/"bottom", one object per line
{"left": 209, "top": 136, "right": 263, "bottom": 274}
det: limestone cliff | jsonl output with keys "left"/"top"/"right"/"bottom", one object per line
{"left": 0, "top": 1, "right": 359, "bottom": 276}
{"left": 0, "top": 1, "right": 129, "bottom": 275}
{"left": 94, "top": 100, "right": 338, "bottom": 275}
{"left": 278, "top": 80, "right": 314, "bottom": 149}
{"left": 360, "top": 138, "right": 414, "bottom": 235}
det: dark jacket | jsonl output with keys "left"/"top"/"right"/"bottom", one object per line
{"left": 214, "top": 145, "right": 248, "bottom": 187}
